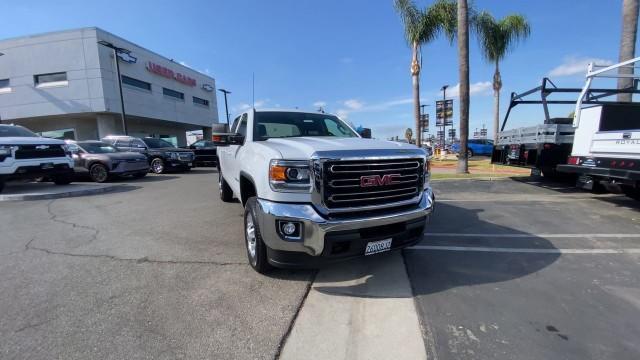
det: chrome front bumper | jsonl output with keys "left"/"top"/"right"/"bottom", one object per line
{"left": 255, "top": 187, "right": 434, "bottom": 256}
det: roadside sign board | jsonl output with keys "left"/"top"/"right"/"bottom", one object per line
{"left": 420, "top": 114, "right": 429, "bottom": 132}
{"left": 436, "top": 99, "right": 453, "bottom": 126}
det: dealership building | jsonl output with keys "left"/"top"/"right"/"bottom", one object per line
{"left": 0, "top": 27, "right": 219, "bottom": 146}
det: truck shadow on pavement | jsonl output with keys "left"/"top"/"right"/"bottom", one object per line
{"left": 314, "top": 202, "right": 561, "bottom": 298}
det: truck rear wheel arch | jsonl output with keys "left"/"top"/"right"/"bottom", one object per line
{"left": 240, "top": 172, "right": 257, "bottom": 207}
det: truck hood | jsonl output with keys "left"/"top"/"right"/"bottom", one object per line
{"left": 0, "top": 137, "right": 66, "bottom": 145}
{"left": 261, "top": 137, "right": 425, "bottom": 159}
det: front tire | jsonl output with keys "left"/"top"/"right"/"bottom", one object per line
{"left": 150, "top": 158, "right": 165, "bottom": 174}
{"left": 467, "top": 149, "right": 474, "bottom": 158}
{"left": 89, "top": 164, "right": 109, "bottom": 183}
{"left": 244, "top": 197, "right": 272, "bottom": 274}
{"left": 218, "top": 171, "right": 233, "bottom": 202}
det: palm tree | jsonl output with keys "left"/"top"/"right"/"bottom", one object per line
{"left": 395, "top": 0, "right": 456, "bottom": 147}
{"left": 475, "top": 12, "right": 530, "bottom": 142}
{"left": 618, "top": 0, "right": 639, "bottom": 102}
{"left": 456, "top": 0, "right": 470, "bottom": 174}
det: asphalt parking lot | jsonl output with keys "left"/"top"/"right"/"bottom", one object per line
{"left": 0, "top": 169, "right": 313, "bottom": 360}
{"left": 406, "top": 178, "right": 640, "bottom": 359}
{"left": 2, "top": 170, "right": 640, "bottom": 359}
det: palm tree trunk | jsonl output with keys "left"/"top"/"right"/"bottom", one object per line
{"left": 618, "top": 0, "right": 639, "bottom": 102}
{"left": 457, "top": 0, "right": 469, "bottom": 174}
{"left": 411, "top": 41, "right": 422, "bottom": 147}
{"left": 493, "top": 61, "right": 502, "bottom": 143}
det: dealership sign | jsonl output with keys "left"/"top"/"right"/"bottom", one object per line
{"left": 146, "top": 61, "right": 196, "bottom": 87}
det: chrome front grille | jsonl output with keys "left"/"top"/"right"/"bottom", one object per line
{"left": 14, "top": 144, "right": 66, "bottom": 159}
{"left": 321, "top": 158, "right": 424, "bottom": 211}
{"left": 178, "top": 153, "right": 193, "bottom": 161}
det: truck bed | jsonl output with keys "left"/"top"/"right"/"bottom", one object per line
{"left": 496, "top": 124, "right": 575, "bottom": 146}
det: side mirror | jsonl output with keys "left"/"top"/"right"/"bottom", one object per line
{"left": 228, "top": 133, "right": 245, "bottom": 145}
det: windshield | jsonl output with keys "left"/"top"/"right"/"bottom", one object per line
{"left": 0, "top": 125, "right": 38, "bottom": 137}
{"left": 253, "top": 112, "right": 358, "bottom": 141}
{"left": 78, "top": 142, "right": 119, "bottom": 154}
{"left": 142, "top": 138, "right": 176, "bottom": 148}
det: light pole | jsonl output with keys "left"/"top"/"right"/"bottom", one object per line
{"left": 98, "top": 40, "right": 132, "bottom": 135}
{"left": 218, "top": 88, "right": 231, "bottom": 129}
{"left": 440, "top": 85, "right": 448, "bottom": 148}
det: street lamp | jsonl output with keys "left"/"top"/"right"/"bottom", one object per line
{"left": 218, "top": 88, "right": 231, "bottom": 128}
{"left": 98, "top": 40, "right": 132, "bottom": 135}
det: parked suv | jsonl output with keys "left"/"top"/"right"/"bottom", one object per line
{"left": 65, "top": 140, "right": 149, "bottom": 182}
{"left": 102, "top": 135, "right": 195, "bottom": 174}
{"left": 185, "top": 139, "right": 218, "bottom": 167}
{"left": 0, "top": 124, "right": 74, "bottom": 193}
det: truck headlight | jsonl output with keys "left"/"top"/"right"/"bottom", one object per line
{"left": 0, "top": 145, "right": 13, "bottom": 162}
{"left": 269, "top": 159, "right": 311, "bottom": 192}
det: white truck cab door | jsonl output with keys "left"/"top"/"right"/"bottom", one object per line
{"left": 220, "top": 114, "right": 248, "bottom": 195}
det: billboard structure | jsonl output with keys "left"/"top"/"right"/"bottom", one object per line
{"left": 435, "top": 99, "right": 453, "bottom": 126}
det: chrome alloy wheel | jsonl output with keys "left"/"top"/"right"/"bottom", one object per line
{"left": 90, "top": 165, "right": 108, "bottom": 183}
{"left": 218, "top": 176, "right": 223, "bottom": 197}
{"left": 151, "top": 158, "right": 164, "bottom": 174}
{"left": 246, "top": 214, "right": 257, "bottom": 260}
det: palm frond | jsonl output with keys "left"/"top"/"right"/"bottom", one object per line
{"left": 474, "top": 11, "right": 530, "bottom": 62}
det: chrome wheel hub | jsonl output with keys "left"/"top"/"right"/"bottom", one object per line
{"left": 246, "top": 215, "right": 257, "bottom": 259}
{"left": 152, "top": 159, "right": 163, "bottom": 173}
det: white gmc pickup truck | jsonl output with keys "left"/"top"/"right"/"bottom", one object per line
{"left": 217, "top": 109, "right": 435, "bottom": 273}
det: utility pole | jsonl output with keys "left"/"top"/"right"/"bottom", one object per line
{"left": 218, "top": 89, "right": 231, "bottom": 129}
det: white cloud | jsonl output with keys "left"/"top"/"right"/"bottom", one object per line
{"left": 178, "top": 60, "right": 191, "bottom": 68}
{"left": 336, "top": 109, "right": 350, "bottom": 119}
{"left": 340, "top": 57, "right": 354, "bottom": 64}
{"left": 447, "top": 81, "right": 493, "bottom": 98}
{"left": 232, "top": 99, "right": 269, "bottom": 112}
{"left": 344, "top": 99, "right": 364, "bottom": 110}
{"left": 313, "top": 101, "right": 327, "bottom": 108}
{"left": 548, "top": 57, "right": 613, "bottom": 77}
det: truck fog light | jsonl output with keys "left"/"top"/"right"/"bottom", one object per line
{"left": 283, "top": 222, "right": 296, "bottom": 235}
{"left": 277, "top": 220, "right": 302, "bottom": 240}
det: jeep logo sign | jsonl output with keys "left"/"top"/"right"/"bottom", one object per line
{"left": 360, "top": 174, "right": 401, "bottom": 187}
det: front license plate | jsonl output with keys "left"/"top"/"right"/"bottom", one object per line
{"left": 365, "top": 238, "right": 392, "bottom": 256}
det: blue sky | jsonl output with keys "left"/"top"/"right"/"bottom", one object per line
{"left": 0, "top": 0, "right": 634, "bottom": 139}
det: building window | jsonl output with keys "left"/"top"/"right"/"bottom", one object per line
{"left": 0, "top": 79, "right": 10, "bottom": 94}
{"left": 122, "top": 76, "right": 151, "bottom": 91}
{"left": 193, "top": 96, "right": 210, "bottom": 107}
{"left": 37, "top": 128, "right": 76, "bottom": 140}
{"left": 163, "top": 87, "right": 184, "bottom": 101}
{"left": 34, "top": 72, "right": 68, "bottom": 88}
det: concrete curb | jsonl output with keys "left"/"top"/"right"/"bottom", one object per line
{"left": 0, "top": 184, "right": 125, "bottom": 201}
{"left": 280, "top": 252, "right": 427, "bottom": 360}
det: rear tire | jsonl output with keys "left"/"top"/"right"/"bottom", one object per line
{"left": 53, "top": 173, "right": 73, "bottom": 185}
{"left": 218, "top": 171, "right": 233, "bottom": 202}
{"left": 467, "top": 149, "right": 474, "bottom": 158}
{"left": 244, "top": 197, "right": 272, "bottom": 274}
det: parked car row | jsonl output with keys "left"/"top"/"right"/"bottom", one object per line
{"left": 0, "top": 123, "right": 208, "bottom": 192}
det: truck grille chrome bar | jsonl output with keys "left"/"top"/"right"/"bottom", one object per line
{"left": 320, "top": 158, "right": 424, "bottom": 211}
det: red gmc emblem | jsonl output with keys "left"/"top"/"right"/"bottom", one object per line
{"left": 360, "top": 174, "right": 401, "bottom": 187}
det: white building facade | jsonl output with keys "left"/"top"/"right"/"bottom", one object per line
{"left": 0, "top": 27, "right": 218, "bottom": 146}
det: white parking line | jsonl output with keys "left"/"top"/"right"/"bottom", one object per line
{"left": 407, "top": 245, "right": 640, "bottom": 254}
{"left": 424, "top": 233, "right": 640, "bottom": 238}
